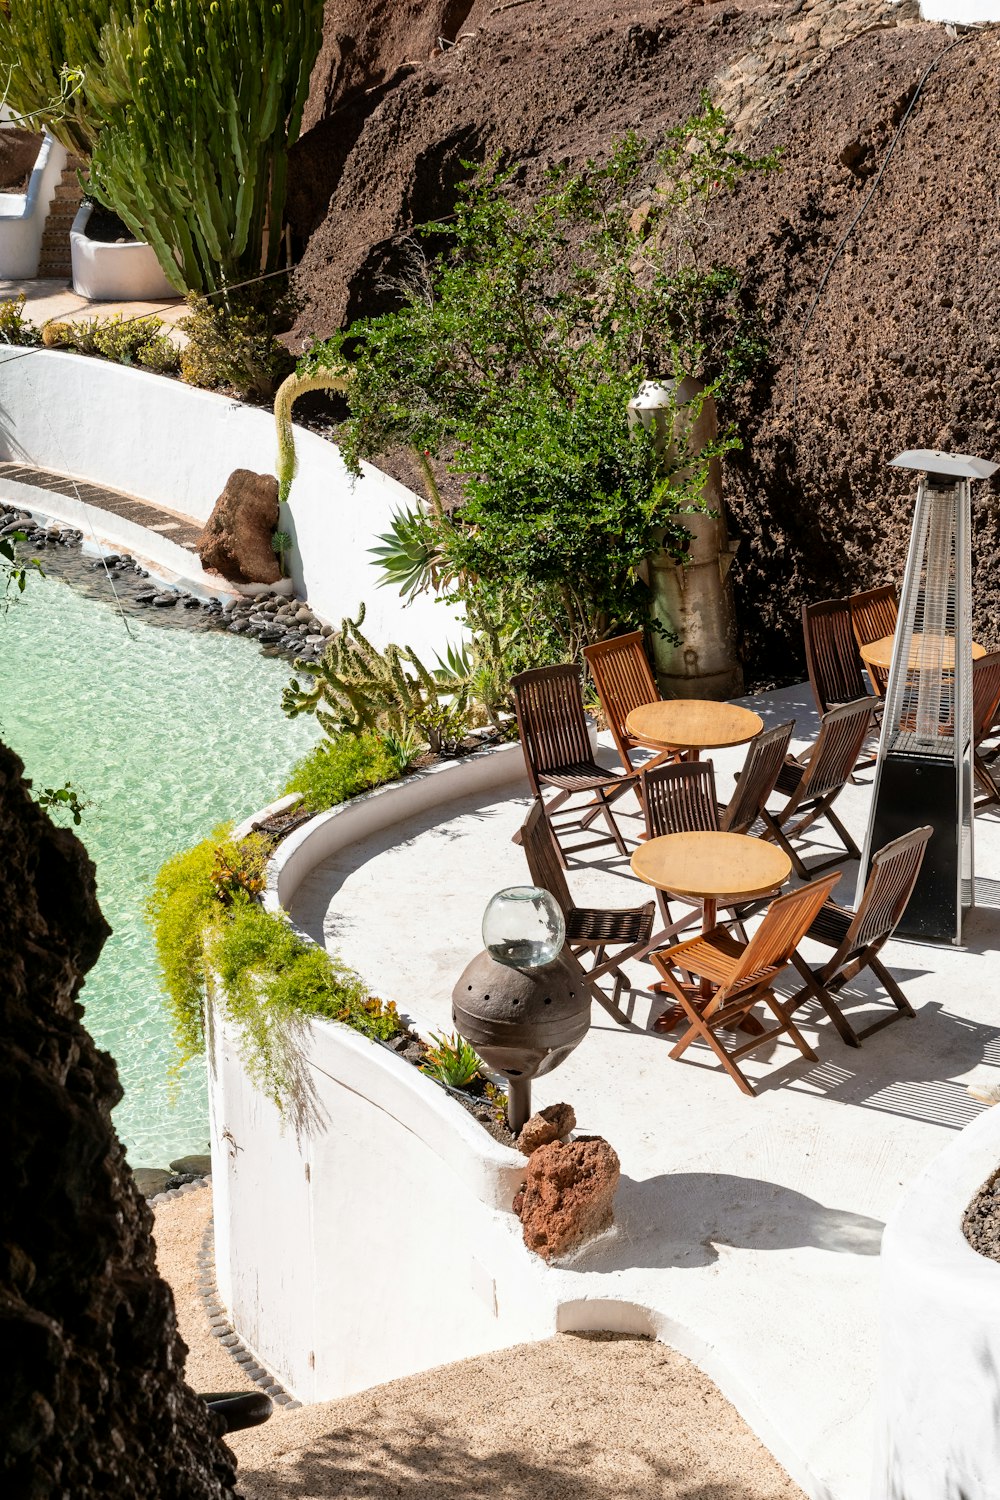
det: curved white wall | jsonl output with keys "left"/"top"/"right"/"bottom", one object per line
{"left": 875, "top": 1104, "right": 1000, "bottom": 1499}
{"left": 0, "top": 134, "right": 66, "bottom": 279}
{"left": 0, "top": 347, "right": 462, "bottom": 654}
{"left": 70, "top": 200, "right": 176, "bottom": 302}
{"left": 913, "top": 2, "right": 1000, "bottom": 20}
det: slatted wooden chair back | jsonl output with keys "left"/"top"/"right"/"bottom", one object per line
{"left": 641, "top": 760, "right": 719, "bottom": 840}
{"left": 972, "top": 651, "right": 1000, "bottom": 747}
{"left": 722, "top": 719, "right": 795, "bottom": 834}
{"left": 802, "top": 598, "right": 868, "bottom": 714}
{"left": 849, "top": 585, "right": 898, "bottom": 649}
{"left": 583, "top": 631, "right": 659, "bottom": 770}
{"left": 732, "top": 873, "right": 840, "bottom": 990}
{"left": 848, "top": 826, "right": 932, "bottom": 954}
{"left": 512, "top": 664, "right": 592, "bottom": 795}
{"left": 519, "top": 798, "right": 573, "bottom": 915}
{"left": 796, "top": 698, "right": 873, "bottom": 803}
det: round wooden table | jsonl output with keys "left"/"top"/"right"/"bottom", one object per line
{"left": 625, "top": 700, "right": 763, "bottom": 759}
{"left": 860, "top": 633, "right": 985, "bottom": 673}
{"left": 631, "top": 830, "right": 792, "bottom": 1028}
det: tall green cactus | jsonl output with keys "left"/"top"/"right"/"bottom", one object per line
{"left": 282, "top": 604, "right": 473, "bottom": 756}
{"left": 0, "top": 1, "right": 118, "bottom": 155}
{"left": 87, "top": 0, "right": 323, "bottom": 295}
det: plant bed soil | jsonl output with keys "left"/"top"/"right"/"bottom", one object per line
{"left": 83, "top": 202, "right": 141, "bottom": 243}
{"left": 381, "top": 1030, "right": 517, "bottom": 1150}
{"left": 0, "top": 126, "right": 42, "bottom": 193}
{"left": 963, "top": 1164, "right": 1000, "bottom": 1264}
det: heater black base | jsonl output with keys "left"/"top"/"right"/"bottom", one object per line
{"left": 869, "top": 752, "right": 966, "bottom": 942}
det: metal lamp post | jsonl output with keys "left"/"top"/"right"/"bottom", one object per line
{"left": 451, "top": 886, "right": 590, "bottom": 1134}
{"left": 858, "top": 449, "right": 997, "bottom": 943}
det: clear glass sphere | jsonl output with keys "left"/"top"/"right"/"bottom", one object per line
{"left": 482, "top": 885, "right": 566, "bottom": 969}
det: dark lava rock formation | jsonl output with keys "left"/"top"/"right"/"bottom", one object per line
{"left": 198, "top": 468, "right": 282, "bottom": 586}
{"left": 289, "top": 0, "right": 1000, "bottom": 686}
{"left": 0, "top": 743, "right": 237, "bottom": 1499}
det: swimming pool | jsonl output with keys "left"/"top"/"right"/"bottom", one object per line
{"left": 0, "top": 567, "right": 320, "bottom": 1166}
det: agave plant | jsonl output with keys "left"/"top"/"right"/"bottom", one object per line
{"left": 369, "top": 504, "right": 454, "bottom": 602}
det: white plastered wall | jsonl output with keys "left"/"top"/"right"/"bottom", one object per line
{"left": 0, "top": 346, "right": 462, "bottom": 654}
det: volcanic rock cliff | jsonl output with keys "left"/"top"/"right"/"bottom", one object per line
{"left": 290, "top": 0, "right": 1000, "bottom": 684}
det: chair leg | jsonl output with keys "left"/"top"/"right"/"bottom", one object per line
{"left": 787, "top": 952, "right": 861, "bottom": 1048}
{"left": 595, "top": 787, "right": 628, "bottom": 856}
{"left": 868, "top": 955, "right": 916, "bottom": 1018}
{"left": 761, "top": 810, "right": 812, "bottom": 881}
{"left": 826, "top": 807, "right": 861, "bottom": 861}
{"left": 762, "top": 991, "right": 819, "bottom": 1062}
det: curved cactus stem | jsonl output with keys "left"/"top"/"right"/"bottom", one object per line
{"left": 275, "top": 366, "right": 352, "bottom": 504}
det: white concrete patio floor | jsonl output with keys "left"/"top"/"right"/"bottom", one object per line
{"left": 288, "top": 682, "right": 1000, "bottom": 1500}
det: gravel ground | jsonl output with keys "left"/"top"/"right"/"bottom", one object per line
{"left": 964, "top": 1166, "right": 1000, "bottom": 1262}
{"left": 153, "top": 1186, "right": 804, "bottom": 1499}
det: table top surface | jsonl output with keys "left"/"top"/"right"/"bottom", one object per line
{"left": 630, "top": 830, "right": 793, "bottom": 903}
{"left": 625, "top": 699, "right": 764, "bottom": 753}
{"left": 859, "top": 633, "right": 986, "bottom": 672}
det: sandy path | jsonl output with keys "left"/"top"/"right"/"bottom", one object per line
{"left": 153, "top": 1186, "right": 804, "bottom": 1500}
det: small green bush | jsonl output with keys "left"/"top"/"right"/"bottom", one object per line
{"left": 283, "top": 732, "right": 400, "bottom": 812}
{"left": 421, "top": 1032, "right": 482, "bottom": 1089}
{"left": 91, "top": 313, "right": 165, "bottom": 365}
{"left": 179, "top": 292, "right": 294, "bottom": 401}
{"left": 0, "top": 296, "right": 40, "bottom": 347}
{"left": 207, "top": 901, "right": 401, "bottom": 1101}
{"left": 136, "top": 335, "right": 182, "bottom": 376}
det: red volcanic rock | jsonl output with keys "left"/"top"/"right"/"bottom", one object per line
{"left": 198, "top": 469, "right": 281, "bottom": 585}
{"left": 518, "top": 1102, "right": 576, "bottom": 1156}
{"left": 515, "top": 1136, "right": 620, "bottom": 1261}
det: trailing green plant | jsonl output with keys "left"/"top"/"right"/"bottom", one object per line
{"left": 34, "top": 781, "right": 88, "bottom": 825}
{"left": 179, "top": 291, "right": 294, "bottom": 400}
{"left": 308, "top": 98, "right": 777, "bottom": 668}
{"left": 145, "top": 826, "right": 232, "bottom": 1060}
{"left": 206, "top": 900, "right": 401, "bottom": 1102}
{"left": 282, "top": 731, "right": 400, "bottom": 813}
{"left": 209, "top": 832, "right": 271, "bottom": 905}
{"left": 0, "top": 296, "right": 41, "bottom": 346}
{"left": 283, "top": 603, "right": 472, "bottom": 756}
{"left": 274, "top": 364, "right": 351, "bottom": 503}
{"left": 420, "top": 1031, "right": 482, "bottom": 1090}
{"left": 1, "top": 531, "right": 43, "bottom": 608}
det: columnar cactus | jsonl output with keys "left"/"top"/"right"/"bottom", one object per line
{"left": 88, "top": 0, "right": 324, "bottom": 295}
{"left": 0, "top": 2, "right": 116, "bottom": 155}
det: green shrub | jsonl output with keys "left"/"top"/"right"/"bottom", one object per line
{"left": 0, "top": 296, "right": 40, "bottom": 347}
{"left": 64, "top": 318, "right": 102, "bottom": 356}
{"left": 179, "top": 292, "right": 294, "bottom": 401}
{"left": 282, "top": 731, "right": 400, "bottom": 812}
{"left": 207, "top": 901, "right": 401, "bottom": 1102}
{"left": 90, "top": 313, "right": 171, "bottom": 367}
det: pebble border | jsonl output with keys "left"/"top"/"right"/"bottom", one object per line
{"left": 152, "top": 1178, "right": 302, "bottom": 1410}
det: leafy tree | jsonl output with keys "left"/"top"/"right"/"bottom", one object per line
{"left": 300, "top": 97, "right": 779, "bottom": 670}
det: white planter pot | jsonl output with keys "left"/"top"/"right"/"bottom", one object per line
{"left": 0, "top": 133, "right": 66, "bottom": 278}
{"left": 70, "top": 200, "right": 176, "bottom": 301}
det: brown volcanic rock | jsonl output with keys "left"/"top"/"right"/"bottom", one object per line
{"left": 515, "top": 1136, "right": 620, "bottom": 1261}
{"left": 518, "top": 1101, "right": 576, "bottom": 1155}
{"left": 288, "top": 1, "right": 1000, "bottom": 685}
{"left": 198, "top": 469, "right": 281, "bottom": 585}
{"left": 0, "top": 742, "right": 237, "bottom": 1498}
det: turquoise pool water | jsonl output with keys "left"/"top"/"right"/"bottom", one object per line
{"left": 0, "top": 571, "right": 320, "bottom": 1166}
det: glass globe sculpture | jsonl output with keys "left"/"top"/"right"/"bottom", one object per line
{"left": 482, "top": 885, "right": 566, "bottom": 969}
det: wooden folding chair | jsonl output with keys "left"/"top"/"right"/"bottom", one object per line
{"left": 803, "top": 597, "right": 878, "bottom": 768}
{"left": 519, "top": 800, "right": 655, "bottom": 1022}
{"left": 512, "top": 664, "right": 636, "bottom": 865}
{"left": 640, "top": 760, "right": 721, "bottom": 941}
{"left": 972, "top": 651, "right": 1000, "bottom": 809}
{"left": 761, "top": 698, "right": 873, "bottom": 879}
{"left": 788, "top": 826, "right": 932, "bottom": 1046}
{"left": 849, "top": 585, "right": 898, "bottom": 697}
{"left": 583, "top": 631, "right": 676, "bottom": 776}
{"left": 649, "top": 874, "right": 841, "bottom": 1096}
{"left": 721, "top": 719, "right": 795, "bottom": 835}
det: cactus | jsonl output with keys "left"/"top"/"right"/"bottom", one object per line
{"left": 41, "top": 320, "right": 73, "bottom": 349}
{"left": 89, "top": 0, "right": 324, "bottom": 296}
{"left": 275, "top": 365, "right": 351, "bottom": 504}
{"left": 0, "top": 3, "right": 116, "bottom": 156}
{"left": 282, "top": 604, "right": 473, "bottom": 756}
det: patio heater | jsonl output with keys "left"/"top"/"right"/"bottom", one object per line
{"left": 858, "top": 449, "right": 997, "bottom": 944}
{"left": 451, "top": 887, "right": 590, "bottom": 1135}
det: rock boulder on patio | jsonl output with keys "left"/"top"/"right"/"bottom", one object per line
{"left": 197, "top": 469, "right": 281, "bottom": 585}
{"left": 514, "top": 1135, "right": 620, "bottom": 1261}
{"left": 518, "top": 1101, "right": 576, "bottom": 1155}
